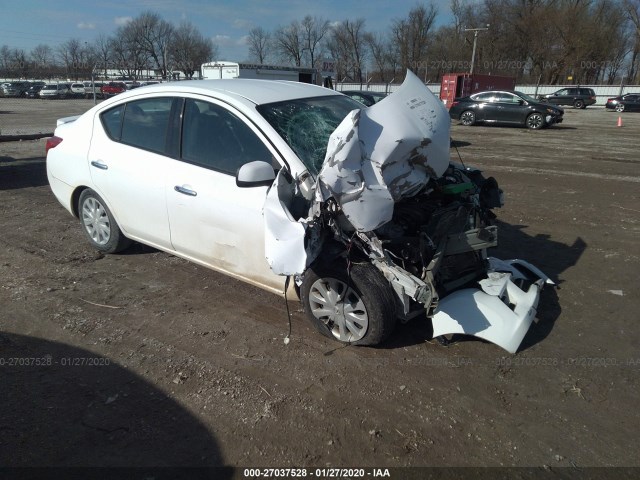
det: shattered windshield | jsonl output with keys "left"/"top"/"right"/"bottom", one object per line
{"left": 257, "top": 95, "right": 363, "bottom": 176}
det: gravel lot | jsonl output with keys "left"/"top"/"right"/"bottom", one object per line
{"left": 1, "top": 103, "right": 639, "bottom": 477}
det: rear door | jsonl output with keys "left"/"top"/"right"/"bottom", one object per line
{"left": 87, "top": 96, "right": 180, "bottom": 250}
{"left": 472, "top": 92, "right": 499, "bottom": 121}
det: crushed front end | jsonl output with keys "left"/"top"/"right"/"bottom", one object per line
{"left": 264, "top": 71, "right": 553, "bottom": 353}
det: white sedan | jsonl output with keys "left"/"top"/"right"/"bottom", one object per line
{"left": 46, "top": 74, "right": 553, "bottom": 352}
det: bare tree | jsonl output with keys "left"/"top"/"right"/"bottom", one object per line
{"left": 30, "top": 44, "right": 53, "bottom": 69}
{"left": 247, "top": 27, "right": 272, "bottom": 64}
{"left": 365, "top": 32, "right": 392, "bottom": 82}
{"left": 275, "top": 21, "right": 304, "bottom": 66}
{"left": 111, "top": 27, "right": 148, "bottom": 79}
{"left": 127, "top": 12, "right": 174, "bottom": 79}
{"left": 170, "top": 21, "right": 217, "bottom": 78}
{"left": 624, "top": 0, "right": 640, "bottom": 83}
{"left": 328, "top": 19, "right": 368, "bottom": 82}
{"left": 391, "top": 4, "right": 438, "bottom": 79}
{"left": 92, "top": 34, "right": 113, "bottom": 78}
{"left": 301, "top": 15, "right": 330, "bottom": 69}
{"left": 57, "top": 38, "right": 86, "bottom": 79}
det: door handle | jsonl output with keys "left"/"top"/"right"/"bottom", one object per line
{"left": 90, "top": 160, "right": 108, "bottom": 170}
{"left": 174, "top": 185, "right": 197, "bottom": 197}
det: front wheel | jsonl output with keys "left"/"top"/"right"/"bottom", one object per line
{"left": 526, "top": 112, "right": 545, "bottom": 130}
{"left": 301, "top": 261, "right": 397, "bottom": 346}
{"left": 78, "top": 189, "right": 131, "bottom": 253}
{"left": 460, "top": 110, "right": 476, "bottom": 126}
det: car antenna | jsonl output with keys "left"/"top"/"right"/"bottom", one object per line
{"left": 451, "top": 137, "right": 467, "bottom": 169}
{"left": 283, "top": 276, "right": 293, "bottom": 345}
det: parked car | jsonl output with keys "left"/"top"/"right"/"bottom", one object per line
{"left": 100, "top": 82, "right": 127, "bottom": 98}
{"left": 46, "top": 74, "right": 552, "bottom": 353}
{"left": 83, "top": 81, "right": 105, "bottom": 99}
{"left": 605, "top": 94, "right": 640, "bottom": 112}
{"left": 449, "top": 90, "right": 564, "bottom": 129}
{"left": 68, "top": 82, "right": 86, "bottom": 97}
{"left": 39, "top": 83, "right": 71, "bottom": 99}
{"left": 2, "top": 81, "right": 31, "bottom": 97}
{"left": 341, "top": 90, "right": 388, "bottom": 107}
{"left": 538, "top": 87, "right": 596, "bottom": 109}
{"left": 25, "top": 83, "right": 45, "bottom": 98}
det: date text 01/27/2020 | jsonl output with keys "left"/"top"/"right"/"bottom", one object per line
{"left": 243, "top": 468, "right": 391, "bottom": 478}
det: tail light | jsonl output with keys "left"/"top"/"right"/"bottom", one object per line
{"left": 606, "top": 98, "right": 615, "bottom": 103}
{"left": 45, "top": 136, "right": 63, "bottom": 155}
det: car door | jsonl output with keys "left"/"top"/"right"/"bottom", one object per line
{"left": 548, "top": 89, "right": 569, "bottom": 105}
{"left": 473, "top": 92, "right": 501, "bottom": 121}
{"left": 494, "top": 92, "right": 525, "bottom": 123}
{"left": 165, "top": 97, "right": 286, "bottom": 293}
{"left": 87, "top": 97, "right": 180, "bottom": 250}
{"left": 625, "top": 95, "right": 640, "bottom": 111}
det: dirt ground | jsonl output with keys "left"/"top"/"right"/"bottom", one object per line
{"left": 1, "top": 105, "right": 639, "bottom": 476}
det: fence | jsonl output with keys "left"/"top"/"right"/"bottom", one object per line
{"left": 337, "top": 82, "right": 640, "bottom": 106}
{"left": 2, "top": 79, "right": 640, "bottom": 139}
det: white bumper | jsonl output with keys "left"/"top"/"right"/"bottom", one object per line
{"left": 432, "top": 258, "right": 554, "bottom": 354}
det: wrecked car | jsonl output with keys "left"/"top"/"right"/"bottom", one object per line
{"left": 46, "top": 71, "right": 553, "bottom": 353}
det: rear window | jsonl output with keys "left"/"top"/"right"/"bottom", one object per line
{"left": 100, "top": 97, "right": 179, "bottom": 156}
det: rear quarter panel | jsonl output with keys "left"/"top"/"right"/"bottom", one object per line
{"left": 46, "top": 113, "right": 96, "bottom": 214}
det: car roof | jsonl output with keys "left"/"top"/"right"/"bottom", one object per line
{"left": 127, "top": 79, "right": 338, "bottom": 106}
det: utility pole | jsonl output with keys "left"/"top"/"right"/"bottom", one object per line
{"left": 465, "top": 25, "right": 489, "bottom": 75}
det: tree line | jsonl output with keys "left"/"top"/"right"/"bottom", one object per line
{"left": 0, "top": 12, "right": 216, "bottom": 81}
{"left": 2, "top": 0, "right": 640, "bottom": 85}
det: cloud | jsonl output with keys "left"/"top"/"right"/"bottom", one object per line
{"left": 77, "top": 22, "right": 96, "bottom": 30}
{"left": 114, "top": 16, "right": 132, "bottom": 26}
{"left": 233, "top": 18, "right": 253, "bottom": 30}
{"left": 213, "top": 35, "right": 233, "bottom": 46}
{"left": 237, "top": 35, "right": 250, "bottom": 46}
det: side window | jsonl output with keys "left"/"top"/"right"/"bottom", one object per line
{"left": 555, "top": 89, "right": 569, "bottom": 96}
{"left": 100, "top": 105, "right": 124, "bottom": 140}
{"left": 473, "top": 92, "right": 495, "bottom": 102}
{"left": 181, "top": 99, "right": 273, "bottom": 175}
{"left": 120, "top": 98, "right": 175, "bottom": 154}
{"left": 495, "top": 93, "right": 519, "bottom": 103}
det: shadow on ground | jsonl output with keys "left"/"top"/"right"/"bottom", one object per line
{"left": 0, "top": 157, "right": 48, "bottom": 189}
{"left": 0, "top": 331, "right": 229, "bottom": 475}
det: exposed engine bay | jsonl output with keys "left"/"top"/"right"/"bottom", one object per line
{"left": 263, "top": 71, "right": 553, "bottom": 353}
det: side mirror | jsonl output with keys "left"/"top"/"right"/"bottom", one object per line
{"left": 236, "top": 160, "right": 276, "bottom": 188}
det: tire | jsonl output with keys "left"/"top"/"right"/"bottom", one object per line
{"left": 301, "top": 261, "right": 397, "bottom": 346}
{"left": 574, "top": 99, "right": 585, "bottom": 109}
{"left": 460, "top": 110, "right": 476, "bottom": 126}
{"left": 526, "top": 112, "right": 545, "bottom": 130}
{"left": 615, "top": 104, "right": 625, "bottom": 112}
{"left": 78, "top": 189, "right": 131, "bottom": 254}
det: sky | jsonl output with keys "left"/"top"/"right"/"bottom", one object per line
{"left": 0, "top": 0, "right": 456, "bottom": 62}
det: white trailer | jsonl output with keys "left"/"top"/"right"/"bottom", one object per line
{"left": 201, "top": 61, "right": 316, "bottom": 83}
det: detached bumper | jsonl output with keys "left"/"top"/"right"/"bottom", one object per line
{"left": 432, "top": 258, "right": 554, "bottom": 354}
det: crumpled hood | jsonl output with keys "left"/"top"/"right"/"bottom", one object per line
{"left": 315, "top": 70, "right": 451, "bottom": 232}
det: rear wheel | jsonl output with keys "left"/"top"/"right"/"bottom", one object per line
{"left": 574, "top": 99, "right": 585, "bottom": 109}
{"left": 460, "top": 110, "right": 476, "bottom": 126}
{"left": 78, "top": 189, "right": 131, "bottom": 254}
{"left": 615, "top": 104, "right": 625, "bottom": 112}
{"left": 301, "top": 261, "right": 397, "bottom": 346}
{"left": 526, "top": 112, "right": 545, "bottom": 130}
